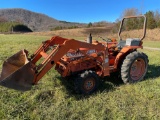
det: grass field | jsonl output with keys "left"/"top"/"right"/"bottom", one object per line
{"left": 0, "top": 34, "right": 160, "bottom": 119}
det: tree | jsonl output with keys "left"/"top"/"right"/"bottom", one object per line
{"left": 87, "top": 22, "right": 92, "bottom": 27}
{"left": 112, "top": 19, "right": 121, "bottom": 33}
{"left": 0, "top": 22, "right": 32, "bottom": 33}
{"left": 145, "top": 11, "right": 157, "bottom": 29}
{"left": 121, "top": 8, "right": 139, "bottom": 18}
{"left": 154, "top": 10, "right": 160, "bottom": 28}
{"left": 13, "top": 24, "right": 32, "bottom": 32}
{"left": 120, "top": 8, "right": 141, "bottom": 30}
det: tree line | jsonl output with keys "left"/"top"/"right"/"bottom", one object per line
{"left": 119, "top": 8, "right": 160, "bottom": 30}
{"left": 0, "top": 18, "right": 32, "bottom": 33}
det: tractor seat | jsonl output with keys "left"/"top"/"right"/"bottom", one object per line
{"left": 117, "top": 40, "right": 126, "bottom": 50}
{"left": 117, "top": 38, "right": 141, "bottom": 50}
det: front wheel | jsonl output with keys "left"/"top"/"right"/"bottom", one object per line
{"left": 74, "top": 70, "right": 100, "bottom": 95}
{"left": 121, "top": 51, "right": 149, "bottom": 83}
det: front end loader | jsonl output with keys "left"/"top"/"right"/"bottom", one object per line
{"left": 0, "top": 15, "right": 148, "bottom": 94}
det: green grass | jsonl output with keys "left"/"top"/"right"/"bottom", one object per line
{"left": 0, "top": 34, "right": 160, "bottom": 119}
{"left": 143, "top": 41, "right": 160, "bottom": 48}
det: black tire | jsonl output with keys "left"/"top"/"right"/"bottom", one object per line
{"left": 121, "top": 51, "right": 149, "bottom": 83}
{"left": 74, "top": 70, "right": 99, "bottom": 95}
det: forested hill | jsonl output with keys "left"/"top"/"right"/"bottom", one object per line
{"left": 0, "top": 8, "right": 84, "bottom": 31}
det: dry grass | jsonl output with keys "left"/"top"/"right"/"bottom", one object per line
{"left": 120, "top": 28, "right": 160, "bottom": 41}
{"left": 26, "top": 27, "right": 115, "bottom": 38}
{"left": 25, "top": 27, "right": 160, "bottom": 41}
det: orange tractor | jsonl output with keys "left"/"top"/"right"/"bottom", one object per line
{"left": 0, "top": 15, "right": 148, "bottom": 94}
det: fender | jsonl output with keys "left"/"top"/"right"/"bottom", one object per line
{"left": 114, "top": 46, "right": 143, "bottom": 69}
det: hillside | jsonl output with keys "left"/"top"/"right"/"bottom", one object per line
{"left": 0, "top": 8, "right": 84, "bottom": 31}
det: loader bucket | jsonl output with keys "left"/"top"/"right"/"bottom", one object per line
{"left": 0, "top": 50, "right": 35, "bottom": 91}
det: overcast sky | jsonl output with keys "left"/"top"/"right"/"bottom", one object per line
{"left": 0, "top": 0, "right": 160, "bottom": 23}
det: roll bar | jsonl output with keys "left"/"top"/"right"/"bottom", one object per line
{"left": 118, "top": 15, "right": 147, "bottom": 41}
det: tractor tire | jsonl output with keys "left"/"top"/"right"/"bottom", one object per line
{"left": 74, "top": 70, "right": 100, "bottom": 95}
{"left": 121, "top": 51, "right": 148, "bottom": 83}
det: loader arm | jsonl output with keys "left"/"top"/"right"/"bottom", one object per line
{"left": 0, "top": 36, "right": 107, "bottom": 91}
{"left": 32, "top": 36, "right": 106, "bottom": 84}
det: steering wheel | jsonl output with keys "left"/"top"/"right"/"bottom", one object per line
{"left": 99, "top": 36, "right": 112, "bottom": 42}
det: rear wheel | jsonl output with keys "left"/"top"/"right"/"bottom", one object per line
{"left": 74, "top": 70, "right": 99, "bottom": 94}
{"left": 121, "top": 51, "right": 148, "bottom": 83}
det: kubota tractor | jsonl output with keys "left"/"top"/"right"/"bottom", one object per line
{"left": 0, "top": 15, "right": 148, "bottom": 94}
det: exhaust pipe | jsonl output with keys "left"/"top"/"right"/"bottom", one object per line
{"left": 87, "top": 33, "right": 92, "bottom": 44}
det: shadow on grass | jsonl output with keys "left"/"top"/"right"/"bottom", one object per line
{"left": 99, "top": 72, "right": 124, "bottom": 92}
{"left": 55, "top": 72, "right": 123, "bottom": 100}
{"left": 53, "top": 64, "right": 159, "bottom": 100}
{"left": 145, "top": 64, "right": 160, "bottom": 79}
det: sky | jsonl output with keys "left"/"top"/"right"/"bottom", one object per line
{"left": 0, "top": 0, "right": 160, "bottom": 23}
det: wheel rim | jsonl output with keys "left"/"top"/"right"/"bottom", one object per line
{"left": 83, "top": 78, "right": 95, "bottom": 92}
{"left": 130, "top": 58, "right": 146, "bottom": 81}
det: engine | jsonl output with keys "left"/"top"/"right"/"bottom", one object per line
{"left": 55, "top": 49, "right": 103, "bottom": 77}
